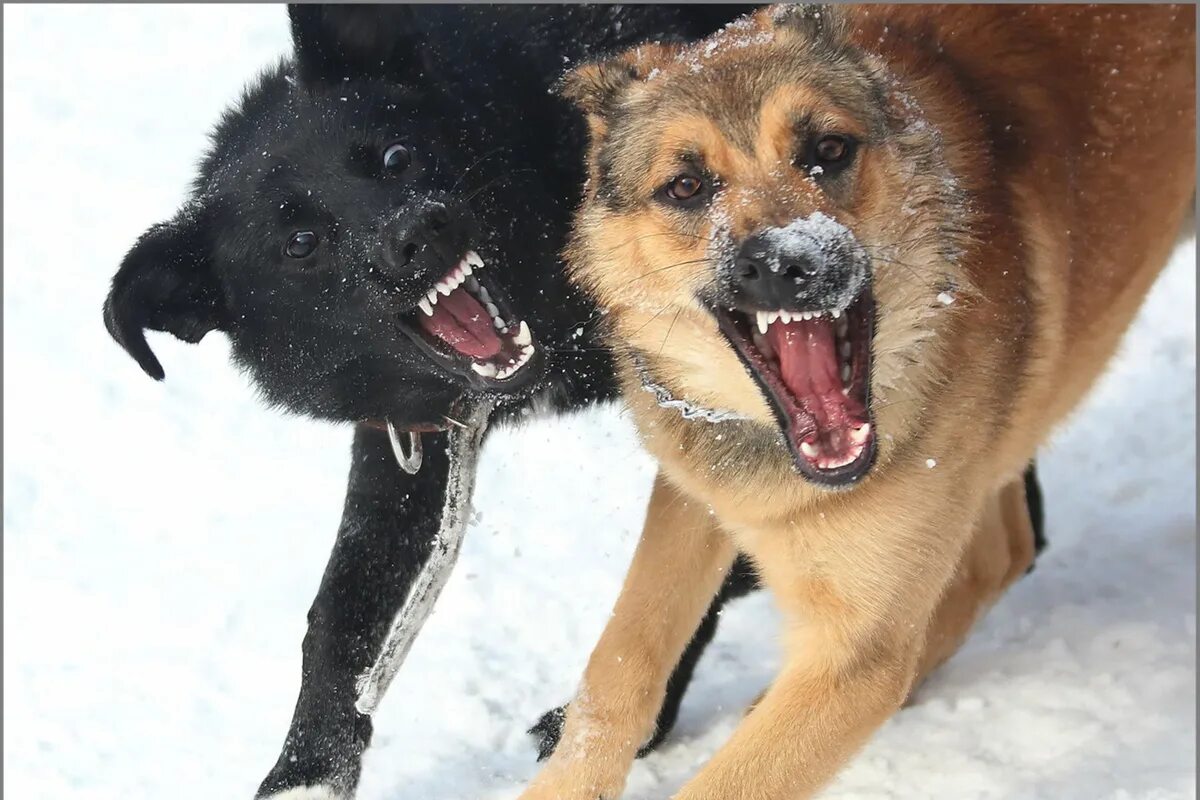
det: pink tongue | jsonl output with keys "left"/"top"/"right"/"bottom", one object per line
{"left": 418, "top": 287, "right": 503, "bottom": 360}
{"left": 767, "top": 318, "right": 852, "bottom": 439}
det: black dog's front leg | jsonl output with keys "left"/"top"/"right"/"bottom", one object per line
{"left": 256, "top": 408, "right": 489, "bottom": 800}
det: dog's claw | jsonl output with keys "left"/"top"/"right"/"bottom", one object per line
{"left": 527, "top": 704, "right": 664, "bottom": 761}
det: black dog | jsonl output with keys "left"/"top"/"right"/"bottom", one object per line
{"left": 104, "top": 6, "right": 758, "bottom": 798}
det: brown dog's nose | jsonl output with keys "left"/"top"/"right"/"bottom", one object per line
{"left": 731, "top": 232, "right": 827, "bottom": 310}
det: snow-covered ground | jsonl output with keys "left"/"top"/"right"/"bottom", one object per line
{"left": 4, "top": 6, "right": 1195, "bottom": 800}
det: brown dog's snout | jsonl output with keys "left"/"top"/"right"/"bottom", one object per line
{"left": 732, "top": 233, "right": 825, "bottom": 310}
{"left": 729, "top": 230, "right": 835, "bottom": 311}
{"left": 725, "top": 222, "right": 868, "bottom": 313}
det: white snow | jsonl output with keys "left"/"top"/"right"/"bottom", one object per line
{"left": 4, "top": 7, "right": 1195, "bottom": 800}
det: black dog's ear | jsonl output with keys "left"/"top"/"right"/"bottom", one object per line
{"left": 103, "top": 206, "right": 227, "bottom": 381}
{"left": 288, "top": 4, "right": 427, "bottom": 84}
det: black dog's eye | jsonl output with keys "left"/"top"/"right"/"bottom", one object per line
{"left": 805, "top": 134, "right": 856, "bottom": 176}
{"left": 382, "top": 143, "right": 411, "bottom": 172}
{"left": 285, "top": 231, "right": 318, "bottom": 259}
{"left": 658, "top": 173, "right": 710, "bottom": 208}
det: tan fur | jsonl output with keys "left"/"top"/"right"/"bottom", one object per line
{"left": 524, "top": 5, "right": 1195, "bottom": 798}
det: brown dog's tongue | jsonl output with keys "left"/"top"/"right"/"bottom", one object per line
{"left": 768, "top": 319, "right": 849, "bottom": 432}
{"left": 418, "top": 288, "right": 503, "bottom": 359}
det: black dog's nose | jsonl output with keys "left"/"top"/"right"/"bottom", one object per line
{"left": 380, "top": 200, "right": 461, "bottom": 275}
{"left": 730, "top": 233, "right": 828, "bottom": 310}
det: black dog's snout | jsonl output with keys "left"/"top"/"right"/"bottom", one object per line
{"left": 377, "top": 199, "right": 470, "bottom": 279}
{"left": 731, "top": 233, "right": 829, "bottom": 309}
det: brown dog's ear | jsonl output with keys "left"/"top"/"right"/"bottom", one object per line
{"left": 558, "top": 42, "right": 679, "bottom": 119}
{"left": 765, "top": 4, "right": 849, "bottom": 45}
{"left": 103, "top": 204, "right": 227, "bottom": 381}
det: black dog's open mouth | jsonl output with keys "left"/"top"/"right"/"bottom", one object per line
{"left": 715, "top": 292, "right": 876, "bottom": 487}
{"left": 397, "top": 250, "right": 538, "bottom": 388}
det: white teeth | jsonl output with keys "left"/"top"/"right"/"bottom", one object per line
{"left": 831, "top": 308, "right": 841, "bottom": 319}
{"left": 757, "top": 311, "right": 770, "bottom": 335}
{"left": 778, "top": 310, "right": 792, "bottom": 324}
{"left": 840, "top": 341, "right": 852, "bottom": 359}
{"left": 465, "top": 276, "right": 480, "bottom": 292}
{"left": 767, "top": 311, "right": 780, "bottom": 326}
{"left": 464, "top": 251, "right": 484, "bottom": 268}
{"left": 493, "top": 317, "right": 505, "bottom": 331}
{"left": 436, "top": 280, "right": 453, "bottom": 296}
{"left": 460, "top": 262, "right": 473, "bottom": 277}
{"left": 800, "top": 441, "right": 819, "bottom": 458}
{"left": 849, "top": 423, "right": 871, "bottom": 445}
{"left": 513, "top": 320, "right": 532, "bottom": 346}
{"left": 427, "top": 289, "right": 438, "bottom": 305}
{"left": 417, "top": 298, "right": 434, "bottom": 317}
{"left": 836, "top": 315, "right": 849, "bottom": 337}
{"left": 471, "top": 362, "right": 497, "bottom": 378}
{"left": 477, "top": 286, "right": 491, "bottom": 303}
{"left": 485, "top": 301, "right": 500, "bottom": 318}
{"left": 841, "top": 364, "right": 852, "bottom": 383}
{"left": 483, "top": 342, "right": 535, "bottom": 381}
{"left": 802, "top": 311, "right": 814, "bottom": 321}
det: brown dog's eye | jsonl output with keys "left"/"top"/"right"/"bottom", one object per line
{"left": 285, "top": 231, "right": 318, "bottom": 258}
{"left": 659, "top": 173, "right": 710, "bottom": 208}
{"left": 815, "top": 136, "right": 848, "bottom": 162}
{"left": 806, "top": 135, "right": 857, "bottom": 178}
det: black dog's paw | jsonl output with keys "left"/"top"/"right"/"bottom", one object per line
{"left": 528, "top": 705, "right": 567, "bottom": 761}
{"left": 528, "top": 704, "right": 666, "bottom": 762}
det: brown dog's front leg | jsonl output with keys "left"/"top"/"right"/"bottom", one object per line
{"left": 519, "top": 471, "right": 738, "bottom": 800}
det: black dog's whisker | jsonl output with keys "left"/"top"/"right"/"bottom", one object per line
{"left": 451, "top": 146, "right": 510, "bottom": 195}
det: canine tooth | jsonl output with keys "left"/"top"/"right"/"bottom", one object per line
{"left": 756, "top": 311, "right": 770, "bottom": 335}
{"left": 514, "top": 320, "right": 532, "bottom": 346}
{"left": 465, "top": 251, "right": 484, "bottom": 268}
{"left": 849, "top": 423, "right": 871, "bottom": 444}
{"left": 800, "top": 441, "right": 819, "bottom": 459}
{"left": 485, "top": 301, "right": 500, "bottom": 317}
{"left": 471, "top": 362, "right": 497, "bottom": 378}
{"left": 417, "top": 298, "right": 434, "bottom": 317}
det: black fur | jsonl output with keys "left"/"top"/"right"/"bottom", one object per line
{"left": 103, "top": 6, "right": 755, "bottom": 797}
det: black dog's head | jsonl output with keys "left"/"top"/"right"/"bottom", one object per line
{"left": 104, "top": 6, "right": 543, "bottom": 429}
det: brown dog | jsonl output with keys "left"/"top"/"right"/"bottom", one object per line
{"left": 517, "top": 5, "right": 1195, "bottom": 799}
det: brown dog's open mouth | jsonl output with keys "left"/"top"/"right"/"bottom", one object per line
{"left": 715, "top": 292, "right": 876, "bottom": 487}
{"left": 397, "top": 250, "right": 538, "bottom": 388}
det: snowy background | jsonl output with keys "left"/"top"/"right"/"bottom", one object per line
{"left": 4, "top": 6, "right": 1195, "bottom": 800}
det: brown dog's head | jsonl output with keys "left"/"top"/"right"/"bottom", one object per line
{"left": 561, "top": 5, "right": 972, "bottom": 488}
